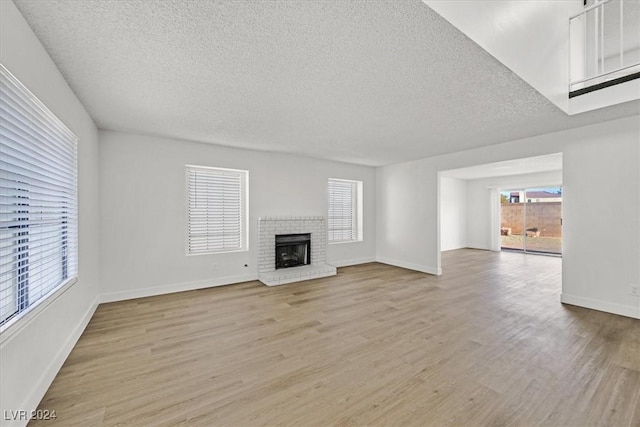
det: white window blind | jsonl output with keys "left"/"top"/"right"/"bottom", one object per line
{"left": 328, "top": 178, "right": 361, "bottom": 243}
{"left": 187, "top": 165, "right": 248, "bottom": 255}
{"left": 0, "top": 64, "right": 78, "bottom": 327}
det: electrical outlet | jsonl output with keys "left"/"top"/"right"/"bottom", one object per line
{"left": 212, "top": 263, "right": 217, "bottom": 271}
{"left": 630, "top": 284, "right": 640, "bottom": 297}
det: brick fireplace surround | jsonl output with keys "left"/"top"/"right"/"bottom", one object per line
{"left": 257, "top": 216, "right": 336, "bottom": 286}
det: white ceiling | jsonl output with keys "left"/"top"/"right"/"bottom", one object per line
{"left": 440, "top": 153, "right": 563, "bottom": 180}
{"left": 13, "top": 0, "right": 640, "bottom": 167}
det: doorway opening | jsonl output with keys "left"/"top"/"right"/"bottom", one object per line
{"left": 500, "top": 187, "right": 562, "bottom": 255}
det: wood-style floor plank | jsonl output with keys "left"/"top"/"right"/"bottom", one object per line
{"left": 30, "top": 249, "right": 640, "bottom": 426}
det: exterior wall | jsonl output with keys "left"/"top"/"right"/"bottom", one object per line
{"left": 501, "top": 203, "right": 524, "bottom": 235}
{"left": 501, "top": 202, "right": 562, "bottom": 237}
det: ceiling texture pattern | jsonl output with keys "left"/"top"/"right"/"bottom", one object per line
{"left": 13, "top": 0, "right": 640, "bottom": 166}
{"left": 440, "top": 153, "right": 563, "bottom": 180}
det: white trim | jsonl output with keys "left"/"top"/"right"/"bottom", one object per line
{"left": 561, "top": 293, "right": 640, "bottom": 319}
{"left": 185, "top": 248, "right": 248, "bottom": 257}
{"left": 436, "top": 172, "right": 442, "bottom": 273}
{"left": 569, "top": 63, "right": 639, "bottom": 86}
{"left": 258, "top": 216, "right": 325, "bottom": 221}
{"left": 99, "top": 273, "right": 258, "bottom": 303}
{"left": 569, "top": 0, "right": 611, "bottom": 20}
{"left": 10, "top": 295, "right": 98, "bottom": 427}
{"left": 184, "top": 165, "right": 249, "bottom": 256}
{"left": 329, "top": 256, "right": 376, "bottom": 268}
{"left": 441, "top": 246, "right": 471, "bottom": 252}
{"left": 184, "top": 164, "right": 247, "bottom": 174}
{"left": 489, "top": 188, "right": 501, "bottom": 252}
{"left": 568, "top": 77, "right": 640, "bottom": 115}
{"left": 328, "top": 239, "right": 363, "bottom": 245}
{"left": 328, "top": 178, "right": 363, "bottom": 243}
{"left": 0, "top": 63, "right": 79, "bottom": 332}
{"left": 0, "top": 64, "right": 78, "bottom": 141}
{"left": 0, "top": 277, "right": 78, "bottom": 344}
{"left": 375, "top": 256, "right": 441, "bottom": 276}
{"left": 465, "top": 243, "right": 493, "bottom": 251}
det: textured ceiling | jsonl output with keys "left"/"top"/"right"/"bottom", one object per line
{"left": 440, "top": 153, "right": 563, "bottom": 180}
{"left": 13, "top": 0, "right": 640, "bottom": 166}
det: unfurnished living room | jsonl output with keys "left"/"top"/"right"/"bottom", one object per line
{"left": 1, "top": 0, "right": 639, "bottom": 426}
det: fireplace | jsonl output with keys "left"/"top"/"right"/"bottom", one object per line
{"left": 258, "top": 217, "right": 335, "bottom": 286}
{"left": 275, "top": 233, "right": 311, "bottom": 270}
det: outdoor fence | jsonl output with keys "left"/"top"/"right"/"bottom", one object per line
{"left": 501, "top": 202, "right": 562, "bottom": 238}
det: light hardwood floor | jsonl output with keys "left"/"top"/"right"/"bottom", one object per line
{"left": 31, "top": 249, "right": 640, "bottom": 426}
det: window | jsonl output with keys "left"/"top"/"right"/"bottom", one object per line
{"left": 186, "top": 165, "right": 248, "bottom": 255}
{"left": 0, "top": 65, "right": 78, "bottom": 327}
{"left": 328, "top": 178, "right": 363, "bottom": 243}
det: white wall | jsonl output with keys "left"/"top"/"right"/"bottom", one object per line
{"left": 376, "top": 160, "right": 439, "bottom": 274}
{"left": 424, "top": 0, "right": 582, "bottom": 113}
{"left": 439, "top": 177, "right": 467, "bottom": 251}
{"left": 0, "top": 3, "right": 636, "bottom": 423}
{"left": 465, "top": 171, "right": 562, "bottom": 250}
{"left": 376, "top": 115, "right": 640, "bottom": 319}
{"left": 562, "top": 134, "right": 640, "bottom": 318}
{"left": 99, "top": 131, "right": 376, "bottom": 301}
{"left": 425, "top": 0, "right": 640, "bottom": 115}
{"left": 569, "top": 78, "right": 640, "bottom": 114}
{"left": 0, "top": 1, "right": 101, "bottom": 425}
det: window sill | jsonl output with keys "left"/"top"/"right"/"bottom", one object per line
{"left": 329, "top": 239, "right": 363, "bottom": 245}
{"left": 0, "top": 276, "right": 78, "bottom": 345}
{"left": 186, "top": 248, "right": 249, "bottom": 256}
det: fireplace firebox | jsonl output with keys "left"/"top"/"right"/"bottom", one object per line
{"left": 275, "top": 233, "right": 311, "bottom": 270}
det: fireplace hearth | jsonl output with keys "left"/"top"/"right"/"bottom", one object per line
{"left": 275, "top": 233, "right": 310, "bottom": 269}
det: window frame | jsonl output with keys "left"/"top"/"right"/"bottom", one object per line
{"left": 0, "top": 64, "right": 79, "bottom": 335}
{"left": 327, "top": 178, "right": 363, "bottom": 244}
{"left": 185, "top": 165, "right": 249, "bottom": 256}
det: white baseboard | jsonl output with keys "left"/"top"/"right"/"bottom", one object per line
{"left": 465, "top": 243, "right": 491, "bottom": 251}
{"left": 100, "top": 273, "right": 258, "bottom": 303}
{"left": 440, "top": 245, "right": 467, "bottom": 252}
{"left": 561, "top": 293, "right": 640, "bottom": 319}
{"left": 375, "top": 256, "right": 441, "bottom": 276}
{"left": 329, "top": 256, "right": 377, "bottom": 268}
{"left": 14, "top": 295, "right": 99, "bottom": 427}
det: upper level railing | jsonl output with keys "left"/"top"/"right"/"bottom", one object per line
{"left": 569, "top": 0, "right": 640, "bottom": 94}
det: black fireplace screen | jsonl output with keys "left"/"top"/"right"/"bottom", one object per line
{"left": 275, "top": 233, "right": 311, "bottom": 269}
